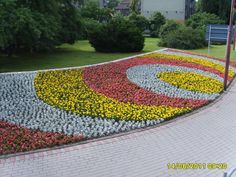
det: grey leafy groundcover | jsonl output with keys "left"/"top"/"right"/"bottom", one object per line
{"left": 0, "top": 72, "right": 164, "bottom": 138}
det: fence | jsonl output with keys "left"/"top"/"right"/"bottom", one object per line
{"left": 205, "top": 24, "right": 235, "bottom": 54}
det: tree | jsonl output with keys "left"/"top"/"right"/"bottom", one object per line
{"left": 76, "top": 0, "right": 85, "bottom": 7}
{"left": 195, "top": 0, "right": 202, "bottom": 12}
{"left": 107, "top": 0, "right": 120, "bottom": 9}
{"left": 88, "top": 15, "right": 144, "bottom": 53}
{"left": 199, "top": 0, "right": 219, "bottom": 14}
{"left": 80, "top": 1, "right": 100, "bottom": 19}
{"left": 186, "top": 12, "right": 224, "bottom": 30}
{"left": 80, "top": 1, "right": 114, "bottom": 23}
{"left": 79, "top": 18, "right": 101, "bottom": 39}
{"left": 0, "top": 0, "right": 59, "bottom": 55}
{"left": 57, "top": 0, "right": 82, "bottom": 44}
{"left": 198, "top": 0, "right": 231, "bottom": 23}
{"left": 128, "top": 13, "right": 149, "bottom": 32}
{"left": 130, "top": 0, "right": 140, "bottom": 14}
{"left": 0, "top": 0, "right": 81, "bottom": 55}
{"left": 159, "top": 25, "right": 206, "bottom": 49}
{"left": 218, "top": 0, "right": 231, "bottom": 23}
{"left": 149, "top": 11, "right": 166, "bottom": 37}
{"left": 159, "top": 20, "right": 180, "bottom": 38}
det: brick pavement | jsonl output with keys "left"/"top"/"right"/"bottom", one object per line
{"left": 1, "top": 79, "right": 236, "bottom": 177}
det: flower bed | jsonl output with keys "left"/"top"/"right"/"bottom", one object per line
{"left": 0, "top": 121, "right": 83, "bottom": 155}
{"left": 0, "top": 49, "right": 235, "bottom": 155}
{"left": 157, "top": 72, "right": 223, "bottom": 94}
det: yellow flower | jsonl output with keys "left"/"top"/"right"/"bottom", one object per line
{"left": 158, "top": 71, "right": 223, "bottom": 94}
{"left": 141, "top": 53, "right": 235, "bottom": 77}
{"left": 34, "top": 69, "right": 190, "bottom": 121}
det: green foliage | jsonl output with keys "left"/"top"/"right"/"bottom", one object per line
{"left": 76, "top": 0, "right": 85, "bottom": 6}
{"left": 0, "top": 0, "right": 81, "bottom": 55}
{"left": 2, "top": 38, "right": 236, "bottom": 73}
{"left": 107, "top": 0, "right": 120, "bottom": 9}
{"left": 0, "top": 1, "right": 59, "bottom": 54}
{"left": 79, "top": 1, "right": 115, "bottom": 39}
{"left": 149, "top": 11, "right": 166, "bottom": 37}
{"left": 159, "top": 20, "right": 180, "bottom": 38}
{"left": 198, "top": 0, "right": 219, "bottom": 14}
{"left": 80, "top": 1, "right": 114, "bottom": 23}
{"left": 128, "top": 13, "right": 149, "bottom": 32}
{"left": 80, "top": 1, "right": 100, "bottom": 19}
{"left": 197, "top": 0, "right": 231, "bottom": 23}
{"left": 88, "top": 16, "right": 144, "bottom": 52}
{"left": 195, "top": 0, "right": 202, "bottom": 12}
{"left": 130, "top": 0, "right": 140, "bottom": 14}
{"left": 159, "top": 25, "right": 206, "bottom": 49}
{"left": 218, "top": 0, "right": 231, "bottom": 23}
{"left": 79, "top": 18, "right": 101, "bottom": 39}
{"left": 57, "top": 2, "right": 81, "bottom": 44}
{"left": 186, "top": 12, "right": 224, "bottom": 30}
{"left": 15, "top": 0, "right": 60, "bottom": 13}
{"left": 159, "top": 13, "right": 210, "bottom": 50}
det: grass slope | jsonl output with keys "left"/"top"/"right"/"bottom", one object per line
{"left": 0, "top": 38, "right": 235, "bottom": 73}
{"left": 0, "top": 38, "right": 161, "bottom": 73}
{"left": 188, "top": 44, "right": 236, "bottom": 61}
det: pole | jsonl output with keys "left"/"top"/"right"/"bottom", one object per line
{"left": 208, "top": 25, "right": 211, "bottom": 55}
{"left": 233, "top": 20, "right": 236, "bottom": 51}
{"left": 224, "top": 0, "right": 235, "bottom": 90}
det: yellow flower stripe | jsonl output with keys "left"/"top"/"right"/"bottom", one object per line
{"left": 142, "top": 53, "right": 235, "bottom": 77}
{"left": 157, "top": 72, "right": 224, "bottom": 94}
{"left": 34, "top": 69, "right": 191, "bottom": 121}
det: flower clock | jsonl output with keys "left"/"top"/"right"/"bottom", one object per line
{"left": 0, "top": 49, "right": 236, "bottom": 155}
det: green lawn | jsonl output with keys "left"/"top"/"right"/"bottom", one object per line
{"left": 188, "top": 44, "right": 236, "bottom": 61}
{"left": 0, "top": 38, "right": 235, "bottom": 73}
{"left": 0, "top": 38, "right": 161, "bottom": 73}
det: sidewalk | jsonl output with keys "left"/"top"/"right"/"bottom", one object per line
{"left": 1, "top": 81, "right": 236, "bottom": 177}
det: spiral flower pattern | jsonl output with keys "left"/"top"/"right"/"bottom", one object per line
{"left": 0, "top": 49, "right": 235, "bottom": 155}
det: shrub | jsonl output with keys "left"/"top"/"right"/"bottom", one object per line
{"left": 79, "top": 18, "right": 101, "bottom": 40}
{"left": 159, "top": 20, "right": 180, "bottom": 38}
{"left": 159, "top": 25, "right": 206, "bottom": 49}
{"left": 88, "top": 16, "right": 144, "bottom": 53}
{"left": 186, "top": 12, "right": 224, "bottom": 30}
{"left": 149, "top": 11, "right": 166, "bottom": 37}
{"left": 128, "top": 13, "right": 149, "bottom": 32}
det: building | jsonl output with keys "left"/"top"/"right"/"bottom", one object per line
{"left": 141, "top": 0, "right": 195, "bottom": 21}
{"left": 112, "top": 0, "right": 195, "bottom": 20}
{"left": 115, "top": 0, "right": 132, "bottom": 16}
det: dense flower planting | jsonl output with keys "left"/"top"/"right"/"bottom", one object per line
{"left": 0, "top": 49, "right": 235, "bottom": 155}
{"left": 0, "top": 121, "right": 83, "bottom": 155}
{"left": 83, "top": 58, "right": 210, "bottom": 108}
{"left": 141, "top": 52, "right": 235, "bottom": 78}
{"left": 157, "top": 72, "right": 223, "bottom": 94}
{"left": 126, "top": 64, "right": 223, "bottom": 100}
{"left": 34, "top": 69, "right": 190, "bottom": 121}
